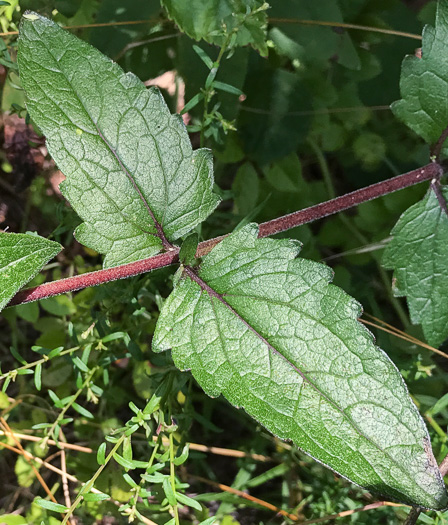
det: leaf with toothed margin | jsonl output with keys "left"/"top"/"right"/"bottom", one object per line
{"left": 383, "top": 185, "right": 448, "bottom": 347}
{"left": 0, "top": 232, "right": 62, "bottom": 312}
{"left": 392, "top": 0, "right": 448, "bottom": 154}
{"left": 153, "top": 223, "right": 448, "bottom": 510}
{"left": 17, "top": 13, "right": 220, "bottom": 268}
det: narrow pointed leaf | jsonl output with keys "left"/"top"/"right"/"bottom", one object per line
{"left": 383, "top": 186, "right": 448, "bottom": 347}
{"left": 392, "top": 0, "right": 448, "bottom": 152}
{"left": 0, "top": 232, "right": 61, "bottom": 312}
{"left": 154, "top": 224, "right": 447, "bottom": 509}
{"left": 18, "top": 13, "right": 220, "bottom": 268}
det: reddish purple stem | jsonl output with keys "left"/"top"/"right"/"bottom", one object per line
{"left": 8, "top": 161, "right": 443, "bottom": 307}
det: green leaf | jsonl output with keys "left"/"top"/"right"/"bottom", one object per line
{"left": 153, "top": 223, "right": 448, "bottom": 509}
{"left": 34, "top": 497, "right": 69, "bottom": 513}
{"left": 34, "top": 363, "right": 42, "bottom": 391}
{"left": 113, "top": 452, "right": 134, "bottom": 470}
{"left": 212, "top": 80, "right": 244, "bottom": 96}
{"left": 72, "top": 402, "right": 94, "bottom": 419}
{"left": 392, "top": 0, "right": 448, "bottom": 151}
{"left": 192, "top": 44, "right": 214, "bottom": 69}
{"left": 383, "top": 186, "right": 448, "bottom": 347}
{"left": 162, "top": 477, "right": 177, "bottom": 507}
{"left": 175, "top": 491, "right": 202, "bottom": 511}
{"left": 72, "top": 356, "right": 89, "bottom": 373}
{"left": 83, "top": 491, "right": 110, "bottom": 502}
{"left": 18, "top": 14, "right": 220, "bottom": 268}
{"left": 161, "top": 0, "right": 268, "bottom": 56}
{"left": 97, "top": 442, "right": 106, "bottom": 465}
{"left": 0, "top": 232, "right": 61, "bottom": 312}
{"left": 173, "top": 444, "right": 190, "bottom": 466}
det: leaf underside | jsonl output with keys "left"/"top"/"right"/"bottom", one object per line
{"left": 18, "top": 13, "right": 220, "bottom": 268}
{"left": 383, "top": 186, "right": 448, "bottom": 347}
{"left": 0, "top": 232, "right": 61, "bottom": 311}
{"left": 392, "top": 0, "right": 448, "bottom": 152}
{"left": 154, "top": 224, "right": 447, "bottom": 510}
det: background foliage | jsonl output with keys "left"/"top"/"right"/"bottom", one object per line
{"left": 1, "top": 0, "right": 448, "bottom": 524}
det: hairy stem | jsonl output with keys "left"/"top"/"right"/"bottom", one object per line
{"left": 7, "top": 162, "right": 442, "bottom": 308}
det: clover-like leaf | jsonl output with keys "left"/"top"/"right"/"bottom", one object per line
{"left": 0, "top": 232, "right": 61, "bottom": 312}
{"left": 18, "top": 13, "right": 220, "bottom": 268}
{"left": 154, "top": 224, "right": 447, "bottom": 509}
{"left": 383, "top": 185, "right": 448, "bottom": 347}
{"left": 392, "top": 0, "right": 448, "bottom": 152}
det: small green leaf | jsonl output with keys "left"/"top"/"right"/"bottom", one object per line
{"left": 113, "top": 452, "right": 148, "bottom": 470}
{"left": 34, "top": 363, "right": 42, "bottom": 391}
{"left": 18, "top": 14, "right": 220, "bottom": 269}
{"left": 72, "top": 356, "right": 89, "bottom": 373}
{"left": 175, "top": 491, "right": 202, "bottom": 511}
{"left": 383, "top": 186, "right": 448, "bottom": 347}
{"left": 31, "top": 423, "right": 53, "bottom": 429}
{"left": 113, "top": 452, "right": 133, "bottom": 470}
{"left": 141, "top": 472, "right": 166, "bottom": 483}
{"left": 192, "top": 44, "right": 214, "bottom": 69}
{"left": 392, "top": 0, "right": 448, "bottom": 152}
{"left": 34, "top": 497, "right": 69, "bottom": 513}
{"left": 213, "top": 80, "right": 244, "bottom": 96}
{"left": 10, "top": 347, "right": 27, "bottom": 365}
{"left": 173, "top": 444, "right": 189, "bottom": 466}
{"left": 0, "top": 232, "right": 61, "bottom": 312}
{"left": 97, "top": 442, "right": 106, "bottom": 465}
{"left": 72, "top": 402, "right": 94, "bottom": 419}
{"left": 162, "top": 477, "right": 177, "bottom": 507}
{"left": 154, "top": 223, "right": 448, "bottom": 509}
{"left": 123, "top": 435, "right": 133, "bottom": 462}
{"left": 181, "top": 92, "right": 204, "bottom": 114}
{"left": 83, "top": 491, "right": 110, "bottom": 502}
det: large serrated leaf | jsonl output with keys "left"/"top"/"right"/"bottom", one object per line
{"left": 383, "top": 186, "right": 448, "bottom": 347}
{"left": 18, "top": 13, "right": 220, "bottom": 268}
{"left": 153, "top": 224, "right": 447, "bottom": 509}
{"left": 0, "top": 232, "right": 61, "bottom": 312}
{"left": 392, "top": 0, "right": 448, "bottom": 151}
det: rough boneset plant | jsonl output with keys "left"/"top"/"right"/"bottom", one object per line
{"left": 2, "top": 2, "right": 448, "bottom": 523}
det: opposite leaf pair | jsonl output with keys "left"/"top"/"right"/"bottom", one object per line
{"left": 0, "top": 10, "right": 446, "bottom": 511}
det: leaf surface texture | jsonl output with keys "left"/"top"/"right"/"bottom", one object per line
{"left": 154, "top": 224, "right": 447, "bottom": 509}
{"left": 18, "top": 14, "right": 220, "bottom": 268}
